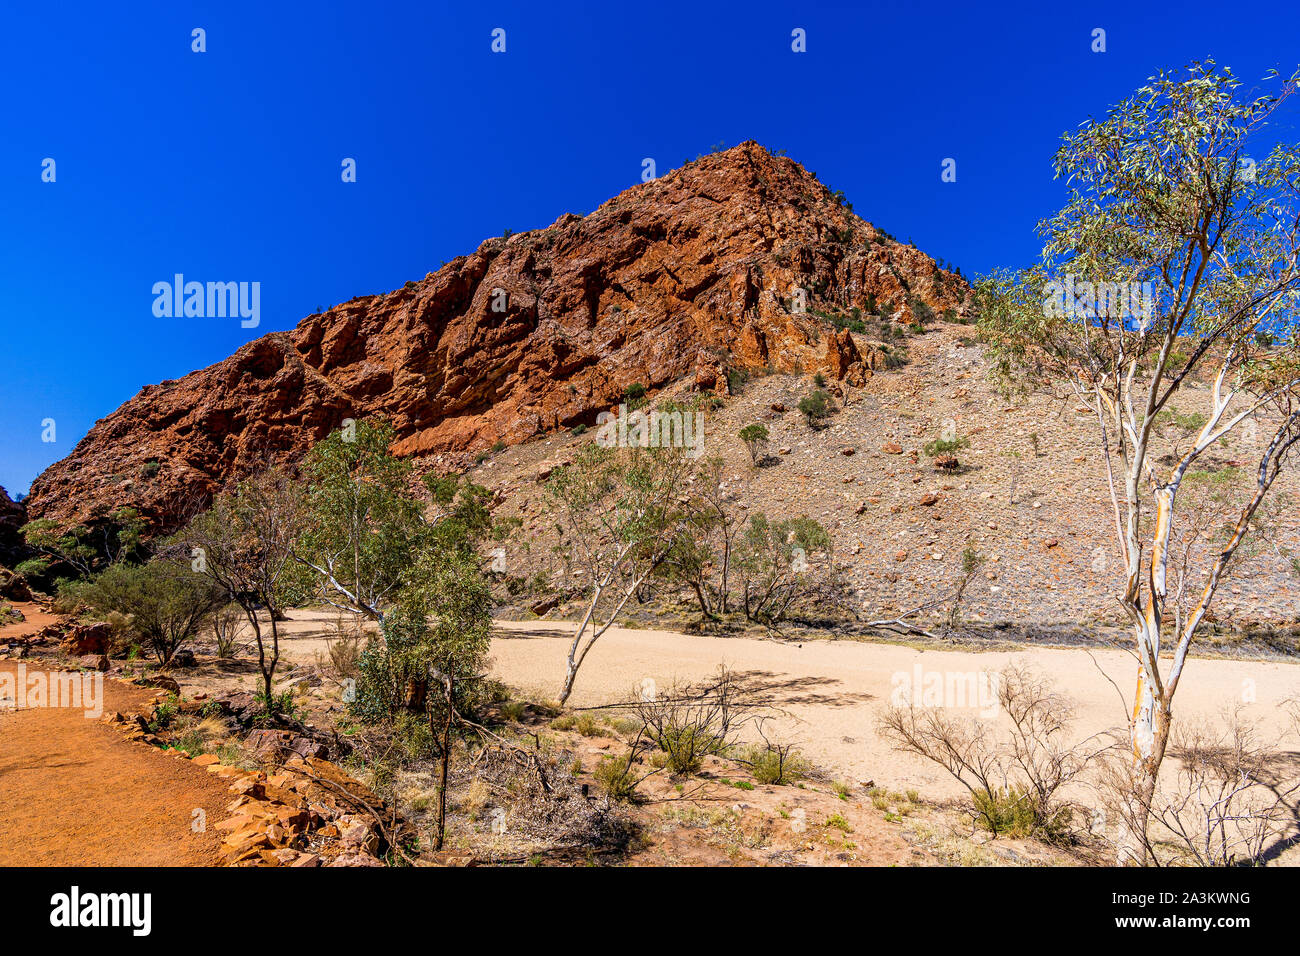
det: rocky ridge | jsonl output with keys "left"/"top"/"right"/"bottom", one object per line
{"left": 25, "top": 142, "right": 965, "bottom": 532}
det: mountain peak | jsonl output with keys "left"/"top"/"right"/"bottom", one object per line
{"left": 26, "top": 145, "right": 969, "bottom": 532}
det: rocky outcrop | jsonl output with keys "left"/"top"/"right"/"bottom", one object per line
{"left": 0, "top": 487, "right": 25, "bottom": 565}
{"left": 25, "top": 142, "right": 967, "bottom": 533}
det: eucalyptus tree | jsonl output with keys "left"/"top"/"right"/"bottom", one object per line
{"left": 976, "top": 61, "right": 1300, "bottom": 862}
{"left": 295, "top": 419, "right": 495, "bottom": 720}
{"left": 183, "top": 467, "right": 305, "bottom": 705}
{"left": 546, "top": 443, "right": 697, "bottom": 704}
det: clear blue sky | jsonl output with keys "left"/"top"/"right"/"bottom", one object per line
{"left": 2, "top": 0, "right": 1297, "bottom": 497}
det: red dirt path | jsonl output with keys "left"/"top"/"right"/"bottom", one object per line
{"left": 0, "top": 606, "right": 231, "bottom": 865}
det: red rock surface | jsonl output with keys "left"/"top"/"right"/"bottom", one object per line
{"left": 0, "top": 486, "right": 25, "bottom": 564}
{"left": 25, "top": 142, "right": 966, "bottom": 532}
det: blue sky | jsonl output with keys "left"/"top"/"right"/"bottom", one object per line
{"left": 2, "top": 0, "right": 1298, "bottom": 496}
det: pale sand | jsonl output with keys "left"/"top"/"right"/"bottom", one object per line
{"left": 271, "top": 611, "right": 1299, "bottom": 799}
{"left": 485, "top": 620, "right": 1300, "bottom": 799}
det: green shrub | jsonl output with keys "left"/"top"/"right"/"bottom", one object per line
{"left": 923, "top": 435, "right": 970, "bottom": 457}
{"left": 500, "top": 700, "right": 527, "bottom": 723}
{"left": 78, "top": 559, "right": 225, "bottom": 665}
{"left": 655, "top": 725, "right": 726, "bottom": 775}
{"left": 594, "top": 752, "right": 640, "bottom": 801}
{"left": 797, "top": 389, "right": 833, "bottom": 426}
{"left": 743, "top": 743, "right": 806, "bottom": 785}
{"left": 392, "top": 713, "right": 436, "bottom": 760}
{"left": 973, "top": 786, "right": 1038, "bottom": 838}
{"left": 738, "top": 423, "right": 770, "bottom": 465}
{"left": 725, "top": 368, "right": 749, "bottom": 394}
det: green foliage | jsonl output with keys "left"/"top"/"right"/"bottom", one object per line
{"left": 652, "top": 724, "right": 725, "bottom": 776}
{"left": 1153, "top": 407, "right": 1209, "bottom": 433}
{"left": 253, "top": 688, "right": 302, "bottom": 725}
{"left": 797, "top": 389, "right": 833, "bottom": 426}
{"left": 421, "top": 473, "right": 494, "bottom": 553}
{"left": 972, "top": 786, "right": 1072, "bottom": 841}
{"left": 725, "top": 368, "right": 749, "bottom": 395}
{"left": 738, "top": 423, "right": 769, "bottom": 465}
{"left": 352, "top": 546, "right": 492, "bottom": 724}
{"left": 13, "top": 558, "right": 49, "bottom": 580}
{"left": 21, "top": 507, "right": 146, "bottom": 579}
{"left": 594, "top": 752, "right": 640, "bottom": 801}
{"left": 735, "top": 513, "right": 834, "bottom": 626}
{"left": 78, "top": 559, "right": 225, "bottom": 664}
{"left": 297, "top": 419, "right": 424, "bottom": 615}
{"left": 623, "top": 383, "right": 648, "bottom": 409}
{"left": 149, "top": 695, "right": 179, "bottom": 733}
{"left": 923, "top": 435, "right": 970, "bottom": 457}
{"left": 742, "top": 743, "right": 806, "bottom": 785}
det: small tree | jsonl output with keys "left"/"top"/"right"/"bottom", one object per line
{"left": 295, "top": 420, "right": 422, "bottom": 623}
{"left": 183, "top": 468, "right": 304, "bottom": 705}
{"left": 79, "top": 558, "right": 225, "bottom": 665}
{"left": 976, "top": 61, "right": 1300, "bottom": 862}
{"left": 20, "top": 506, "right": 146, "bottom": 579}
{"left": 734, "top": 513, "right": 834, "bottom": 627}
{"left": 547, "top": 443, "right": 695, "bottom": 704}
{"left": 797, "top": 389, "right": 833, "bottom": 427}
{"left": 940, "top": 547, "right": 986, "bottom": 640}
{"left": 296, "top": 420, "right": 495, "bottom": 721}
{"left": 738, "top": 423, "right": 770, "bottom": 466}
{"left": 656, "top": 458, "right": 740, "bottom": 620}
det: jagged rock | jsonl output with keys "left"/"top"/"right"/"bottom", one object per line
{"left": 140, "top": 675, "right": 181, "bottom": 696}
{"left": 24, "top": 142, "right": 967, "bottom": 534}
{"left": 339, "top": 819, "right": 381, "bottom": 856}
{"left": 60, "top": 623, "right": 111, "bottom": 656}
{"left": 167, "top": 648, "right": 197, "bottom": 669}
{"left": 211, "top": 691, "right": 263, "bottom": 727}
{"left": 0, "top": 567, "right": 31, "bottom": 602}
{"left": 530, "top": 595, "right": 561, "bottom": 616}
{"left": 245, "top": 728, "right": 329, "bottom": 762}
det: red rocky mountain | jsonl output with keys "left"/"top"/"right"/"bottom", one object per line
{"left": 25, "top": 141, "right": 967, "bottom": 532}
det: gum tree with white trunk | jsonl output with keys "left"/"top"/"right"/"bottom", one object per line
{"left": 546, "top": 442, "right": 695, "bottom": 705}
{"left": 976, "top": 61, "right": 1300, "bottom": 864}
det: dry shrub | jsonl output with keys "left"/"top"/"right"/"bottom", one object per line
{"left": 634, "top": 665, "right": 755, "bottom": 775}
{"left": 104, "top": 610, "right": 140, "bottom": 656}
{"left": 323, "top": 613, "right": 363, "bottom": 679}
{"left": 469, "top": 744, "right": 631, "bottom": 851}
{"left": 878, "top": 663, "right": 1114, "bottom": 842}
{"left": 1100, "top": 706, "right": 1300, "bottom": 866}
{"left": 211, "top": 603, "right": 245, "bottom": 659}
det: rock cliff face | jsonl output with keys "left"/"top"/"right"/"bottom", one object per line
{"left": 25, "top": 141, "right": 967, "bottom": 531}
{"left": 0, "top": 486, "right": 26, "bottom": 565}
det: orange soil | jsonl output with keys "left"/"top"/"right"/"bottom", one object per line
{"left": 0, "top": 609, "right": 232, "bottom": 865}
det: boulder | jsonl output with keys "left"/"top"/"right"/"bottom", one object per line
{"left": 245, "top": 728, "right": 329, "bottom": 763}
{"left": 60, "top": 623, "right": 111, "bottom": 656}
{"left": 141, "top": 675, "right": 181, "bottom": 696}
{"left": 0, "top": 567, "right": 31, "bottom": 602}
